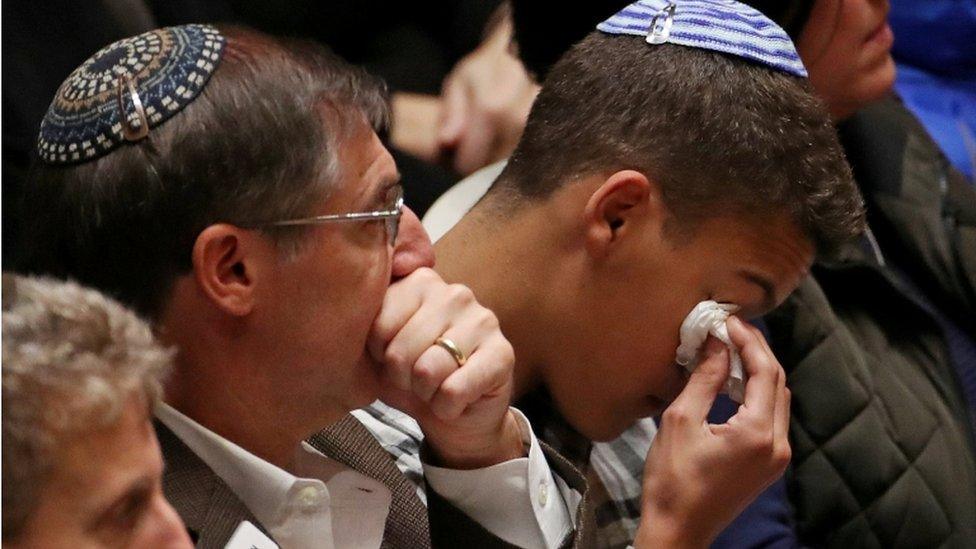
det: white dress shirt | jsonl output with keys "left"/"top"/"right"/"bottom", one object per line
{"left": 157, "top": 403, "right": 573, "bottom": 549}
{"left": 354, "top": 402, "right": 579, "bottom": 549}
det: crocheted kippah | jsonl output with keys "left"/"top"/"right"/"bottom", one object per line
{"left": 38, "top": 24, "right": 225, "bottom": 164}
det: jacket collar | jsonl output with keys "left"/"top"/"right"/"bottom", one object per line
{"left": 155, "top": 420, "right": 270, "bottom": 546}
{"left": 307, "top": 414, "right": 431, "bottom": 548}
{"left": 837, "top": 96, "right": 976, "bottom": 325}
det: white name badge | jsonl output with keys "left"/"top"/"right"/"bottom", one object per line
{"left": 225, "top": 520, "right": 279, "bottom": 549}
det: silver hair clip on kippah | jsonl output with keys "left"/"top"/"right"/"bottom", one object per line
{"left": 38, "top": 25, "right": 225, "bottom": 164}
{"left": 597, "top": 0, "right": 808, "bottom": 78}
{"left": 647, "top": 2, "right": 676, "bottom": 44}
{"left": 117, "top": 75, "right": 150, "bottom": 142}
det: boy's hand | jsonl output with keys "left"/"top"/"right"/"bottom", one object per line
{"left": 368, "top": 267, "right": 523, "bottom": 469}
{"left": 635, "top": 316, "right": 792, "bottom": 548}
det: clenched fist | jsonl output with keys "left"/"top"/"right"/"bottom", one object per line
{"left": 368, "top": 267, "right": 523, "bottom": 469}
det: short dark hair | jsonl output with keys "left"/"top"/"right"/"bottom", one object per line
{"left": 18, "top": 26, "right": 388, "bottom": 320}
{"left": 485, "top": 33, "right": 864, "bottom": 254}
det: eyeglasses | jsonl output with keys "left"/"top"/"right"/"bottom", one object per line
{"left": 253, "top": 185, "right": 404, "bottom": 244}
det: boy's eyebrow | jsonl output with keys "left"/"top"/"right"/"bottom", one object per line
{"left": 738, "top": 270, "right": 776, "bottom": 313}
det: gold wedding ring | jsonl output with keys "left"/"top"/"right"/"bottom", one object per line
{"left": 434, "top": 337, "right": 467, "bottom": 367}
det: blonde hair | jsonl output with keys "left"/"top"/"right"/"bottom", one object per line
{"left": 2, "top": 274, "right": 173, "bottom": 540}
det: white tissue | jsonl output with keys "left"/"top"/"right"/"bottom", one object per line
{"left": 675, "top": 300, "right": 745, "bottom": 403}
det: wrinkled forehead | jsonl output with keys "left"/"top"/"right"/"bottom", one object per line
{"left": 325, "top": 124, "right": 399, "bottom": 203}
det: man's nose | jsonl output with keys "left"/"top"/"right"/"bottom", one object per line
{"left": 152, "top": 494, "right": 194, "bottom": 548}
{"left": 391, "top": 206, "right": 435, "bottom": 278}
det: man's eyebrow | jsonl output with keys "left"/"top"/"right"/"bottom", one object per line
{"left": 90, "top": 476, "right": 154, "bottom": 531}
{"left": 382, "top": 171, "right": 402, "bottom": 189}
{"left": 368, "top": 171, "right": 401, "bottom": 203}
{"left": 738, "top": 270, "right": 777, "bottom": 313}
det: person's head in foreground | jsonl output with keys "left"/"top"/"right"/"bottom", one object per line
{"left": 21, "top": 23, "right": 521, "bottom": 498}
{"left": 2, "top": 274, "right": 191, "bottom": 548}
{"left": 437, "top": 0, "right": 867, "bottom": 441}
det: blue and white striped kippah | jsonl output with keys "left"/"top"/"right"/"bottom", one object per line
{"left": 597, "top": 0, "right": 808, "bottom": 77}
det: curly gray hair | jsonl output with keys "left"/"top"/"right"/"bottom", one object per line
{"left": 2, "top": 274, "right": 173, "bottom": 540}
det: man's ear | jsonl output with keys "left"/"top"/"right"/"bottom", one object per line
{"left": 191, "top": 224, "right": 269, "bottom": 317}
{"left": 582, "top": 170, "right": 664, "bottom": 259}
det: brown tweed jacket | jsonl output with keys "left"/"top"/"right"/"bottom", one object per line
{"left": 158, "top": 414, "right": 595, "bottom": 548}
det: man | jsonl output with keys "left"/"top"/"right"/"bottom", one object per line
{"left": 358, "top": 1, "right": 867, "bottom": 547}
{"left": 2, "top": 274, "right": 192, "bottom": 548}
{"left": 19, "top": 25, "right": 582, "bottom": 548}
{"left": 760, "top": 0, "right": 976, "bottom": 545}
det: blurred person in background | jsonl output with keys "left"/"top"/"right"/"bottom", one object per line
{"left": 768, "top": 0, "right": 976, "bottom": 545}
{"left": 888, "top": 0, "right": 976, "bottom": 182}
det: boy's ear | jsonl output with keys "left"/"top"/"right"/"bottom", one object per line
{"left": 191, "top": 224, "right": 272, "bottom": 316}
{"left": 582, "top": 169, "right": 666, "bottom": 259}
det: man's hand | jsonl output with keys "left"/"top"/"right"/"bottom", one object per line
{"left": 634, "top": 316, "right": 792, "bottom": 549}
{"left": 368, "top": 268, "right": 523, "bottom": 469}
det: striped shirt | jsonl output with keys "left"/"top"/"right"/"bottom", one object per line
{"left": 355, "top": 395, "right": 657, "bottom": 549}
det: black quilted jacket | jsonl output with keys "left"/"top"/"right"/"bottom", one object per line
{"left": 766, "top": 96, "right": 976, "bottom": 548}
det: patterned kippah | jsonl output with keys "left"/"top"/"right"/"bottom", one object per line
{"left": 597, "top": 0, "right": 808, "bottom": 77}
{"left": 37, "top": 24, "right": 225, "bottom": 165}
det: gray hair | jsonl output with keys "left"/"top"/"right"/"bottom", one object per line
{"left": 2, "top": 274, "right": 173, "bottom": 540}
{"left": 21, "top": 25, "right": 390, "bottom": 320}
